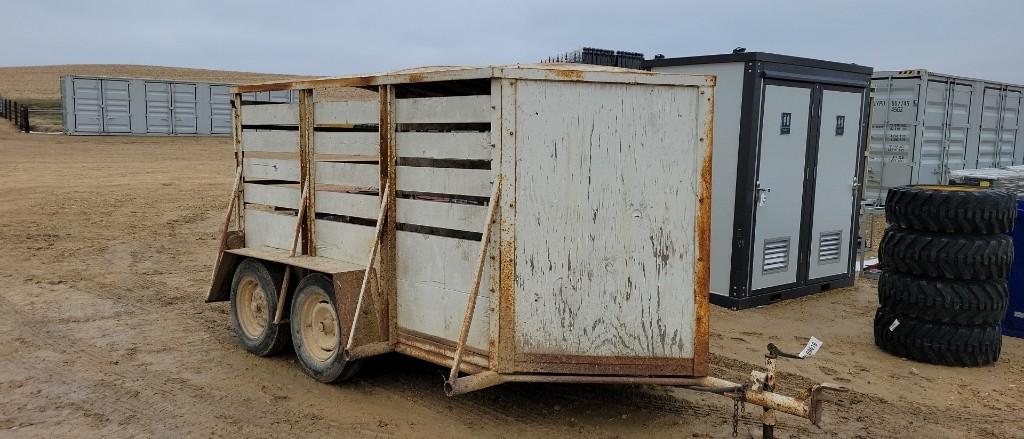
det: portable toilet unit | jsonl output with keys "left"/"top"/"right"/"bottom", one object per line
{"left": 645, "top": 52, "right": 873, "bottom": 309}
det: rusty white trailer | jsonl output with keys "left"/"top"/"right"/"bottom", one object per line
{"left": 206, "top": 64, "right": 845, "bottom": 437}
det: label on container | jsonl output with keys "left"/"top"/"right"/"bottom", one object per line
{"left": 798, "top": 336, "right": 823, "bottom": 358}
{"left": 889, "top": 319, "right": 900, "bottom": 331}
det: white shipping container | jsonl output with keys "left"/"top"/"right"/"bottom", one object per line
{"left": 866, "top": 70, "right": 1024, "bottom": 203}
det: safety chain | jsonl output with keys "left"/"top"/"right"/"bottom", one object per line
{"left": 730, "top": 384, "right": 750, "bottom": 438}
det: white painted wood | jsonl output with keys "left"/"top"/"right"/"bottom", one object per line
{"left": 395, "top": 230, "right": 494, "bottom": 350}
{"left": 397, "top": 198, "right": 487, "bottom": 233}
{"left": 241, "top": 131, "right": 299, "bottom": 152}
{"left": 243, "top": 183, "right": 300, "bottom": 209}
{"left": 315, "top": 162, "right": 379, "bottom": 188}
{"left": 243, "top": 158, "right": 300, "bottom": 181}
{"left": 315, "top": 190, "right": 380, "bottom": 219}
{"left": 243, "top": 208, "right": 298, "bottom": 250}
{"left": 397, "top": 166, "right": 492, "bottom": 197}
{"left": 240, "top": 104, "right": 298, "bottom": 125}
{"left": 313, "top": 131, "right": 380, "bottom": 155}
{"left": 395, "top": 95, "right": 491, "bottom": 124}
{"left": 315, "top": 219, "right": 376, "bottom": 266}
{"left": 314, "top": 100, "right": 380, "bottom": 125}
{"left": 396, "top": 132, "right": 493, "bottom": 160}
{"left": 512, "top": 80, "right": 703, "bottom": 358}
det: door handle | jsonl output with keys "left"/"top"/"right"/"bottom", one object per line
{"left": 755, "top": 182, "right": 771, "bottom": 207}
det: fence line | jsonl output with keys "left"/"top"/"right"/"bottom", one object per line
{"left": 0, "top": 96, "right": 52, "bottom": 133}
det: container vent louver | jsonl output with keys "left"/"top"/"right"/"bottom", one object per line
{"left": 762, "top": 238, "right": 790, "bottom": 274}
{"left": 818, "top": 231, "right": 842, "bottom": 265}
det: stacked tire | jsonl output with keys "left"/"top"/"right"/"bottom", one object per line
{"left": 875, "top": 185, "right": 1014, "bottom": 367}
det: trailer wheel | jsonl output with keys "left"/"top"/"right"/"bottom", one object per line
{"left": 290, "top": 273, "right": 362, "bottom": 383}
{"left": 230, "top": 258, "right": 291, "bottom": 356}
{"left": 885, "top": 185, "right": 1016, "bottom": 234}
{"left": 879, "top": 228, "right": 1013, "bottom": 280}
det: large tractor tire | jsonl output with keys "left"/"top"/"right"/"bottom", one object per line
{"left": 877, "top": 271, "right": 1008, "bottom": 325}
{"left": 879, "top": 228, "right": 1012, "bottom": 280}
{"left": 885, "top": 185, "right": 1016, "bottom": 235}
{"left": 873, "top": 308, "right": 1001, "bottom": 367}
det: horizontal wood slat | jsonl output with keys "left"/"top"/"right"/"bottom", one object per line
{"left": 243, "top": 158, "right": 300, "bottom": 181}
{"left": 241, "top": 131, "right": 299, "bottom": 152}
{"left": 314, "top": 100, "right": 380, "bottom": 125}
{"left": 315, "top": 162, "right": 380, "bottom": 188}
{"left": 396, "top": 95, "right": 491, "bottom": 123}
{"left": 397, "top": 166, "right": 493, "bottom": 197}
{"left": 244, "top": 209, "right": 298, "bottom": 250}
{"left": 396, "top": 131, "right": 493, "bottom": 160}
{"left": 313, "top": 131, "right": 380, "bottom": 155}
{"left": 315, "top": 190, "right": 380, "bottom": 219}
{"left": 240, "top": 104, "right": 298, "bottom": 125}
{"left": 243, "top": 183, "right": 300, "bottom": 209}
{"left": 396, "top": 198, "right": 487, "bottom": 233}
{"left": 315, "top": 219, "right": 376, "bottom": 266}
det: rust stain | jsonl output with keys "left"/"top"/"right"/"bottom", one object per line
{"left": 552, "top": 69, "right": 585, "bottom": 81}
{"left": 406, "top": 73, "right": 427, "bottom": 83}
{"left": 692, "top": 85, "right": 715, "bottom": 377}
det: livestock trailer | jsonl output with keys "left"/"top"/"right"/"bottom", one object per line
{"left": 59, "top": 75, "right": 298, "bottom": 136}
{"left": 206, "top": 64, "right": 843, "bottom": 436}
{"left": 865, "top": 70, "right": 1024, "bottom": 203}
{"left": 644, "top": 52, "right": 873, "bottom": 309}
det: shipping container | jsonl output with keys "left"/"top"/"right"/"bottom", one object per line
{"left": 202, "top": 65, "right": 844, "bottom": 432}
{"left": 645, "top": 52, "right": 873, "bottom": 309}
{"left": 865, "top": 70, "right": 1024, "bottom": 203}
{"left": 59, "top": 75, "right": 298, "bottom": 136}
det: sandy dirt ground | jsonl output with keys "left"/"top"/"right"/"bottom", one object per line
{"left": 0, "top": 124, "right": 1022, "bottom": 438}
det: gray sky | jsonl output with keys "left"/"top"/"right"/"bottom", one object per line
{"left": 4, "top": 0, "right": 1023, "bottom": 83}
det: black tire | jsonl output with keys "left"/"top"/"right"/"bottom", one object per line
{"left": 290, "top": 273, "right": 362, "bottom": 383}
{"left": 885, "top": 185, "right": 1016, "bottom": 234}
{"left": 878, "top": 271, "right": 1008, "bottom": 325}
{"left": 873, "top": 308, "right": 1001, "bottom": 367}
{"left": 879, "top": 228, "right": 1012, "bottom": 280}
{"left": 230, "top": 258, "right": 291, "bottom": 356}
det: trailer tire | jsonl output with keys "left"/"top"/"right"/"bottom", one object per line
{"left": 290, "top": 273, "right": 362, "bottom": 383}
{"left": 885, "top": 185, "right": 1016, "bottom": 235}
{"left": 873, "top": 308, "right": 1001, "bottom": 367}
{"left": 230, "top": 258, "right": 291, "bottom": 356}
{"left": 879, "top": 228, "right": 1012, "bottom": 280}
{"left": 878, "top": 271, "right": 1008, "bottom": 325}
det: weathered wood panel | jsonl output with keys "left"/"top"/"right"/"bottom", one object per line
{"left": 314, "top": 100, "right": 380, "bottom": 125}
{"left": 396, "top": 132, "right": 492, "bottom": 160}
{"left": 241, "top": 131, "right": 299, "bottom": 152}
{"left": 315, "top": 162, "right": 380, "bottom": 188}
{"left": 240, "top": 104, "right": 298, "bottom": 125}
{"left": 315, "top": 190, "right": 380, "bottom": 219}
{"left": 397, "top": 166, "right": 492, "bottom": 197}
{"left": 396, "top": 198, "right": 487, "bottom": 233}
{"left": 243, "top": 183, "right": 299, "bottom": 209}
{"left": 243, "top": 208, "right": 297, "bottom": 250}
{"left": 395, "top": 95, "right": 491, "bottom": 123}
{"left": 512, "top": 81, "right": 702, "bottom": 358}
{"left": 314, "top": 219, "right": 376, "bottom": 266}
{"left": 396, "top": 231, "right": 494, "bottom": 350}
{"left": 313, "top": 131, "right": 380, "bottom": 155}
{"left": 243, "top": 158, "right": 300, "bottom": 181}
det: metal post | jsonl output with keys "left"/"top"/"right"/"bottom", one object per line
{"left": 20, "top": 105, "right": 29, "bottom": 132}
{"left": 762, "top": 351, "right": 778, "bottom": 439}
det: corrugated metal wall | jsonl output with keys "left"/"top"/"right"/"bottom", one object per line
{"left": 866, "top": 70, "right": 1024, "bottom": 202}
{"left": 60, "top": 75, "right": 297, "bottom": 136}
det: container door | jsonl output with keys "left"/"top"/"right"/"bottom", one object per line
{"left": 979, "top": 87, "right": 1021, "bottom": 167}
{"left": 210, "top": 85, "right": 232, "bottom": 134}
{"left": 72, "top": 78, "right": 102, "bottom": 133}
{"left": 1006, "top": 90, "right": 1022, "bottom": 164}
{"left": 865, "top": 78, "right": 919, "bottom": 203}
{"left": 100, "top": 79, "right": 131, "bottom": 133}
{"left": 917, "top": 81, "right": 972, "bottom": 183}
{"left": 808, "top": 90, "right": 863, "bottom": 281}
{"left": 145, "top": 82, "right": 172, "bottom": 134}
{"left": 172, "top": 84, "right": 198, "bottom": 134}
{"left": 750, "top": 84, "right": 812, "bottom": 291}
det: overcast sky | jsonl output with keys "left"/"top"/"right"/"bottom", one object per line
{"left": 4, "top": 0, "right": 1023, "bottom": 83}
